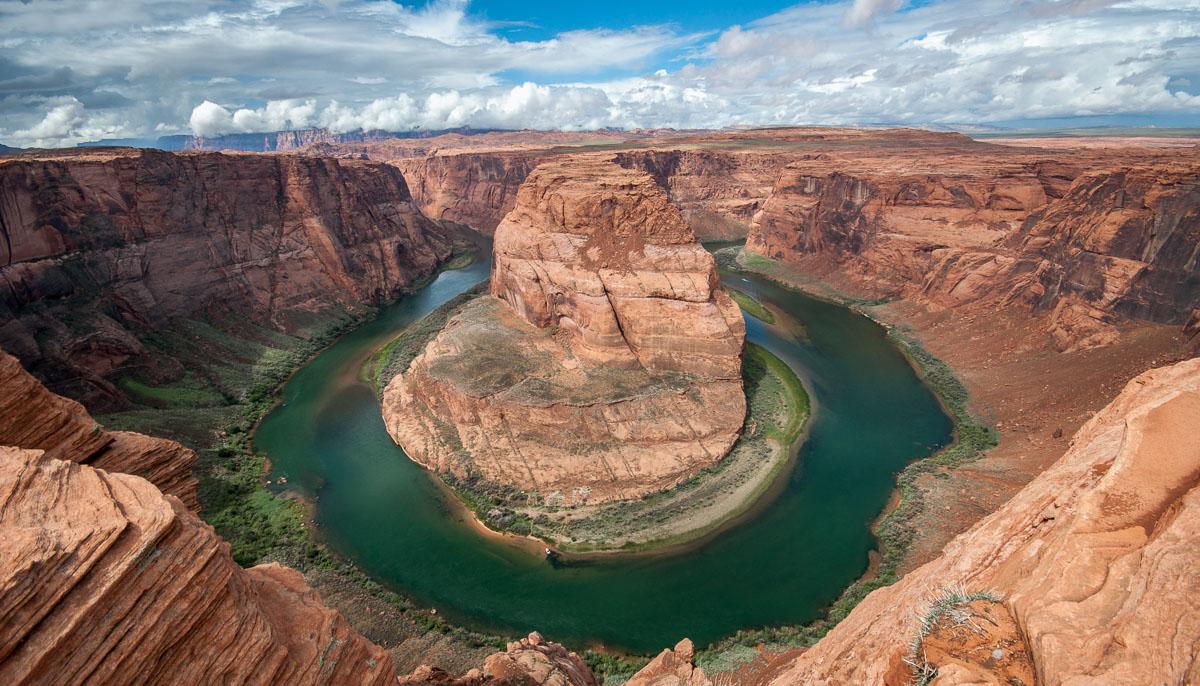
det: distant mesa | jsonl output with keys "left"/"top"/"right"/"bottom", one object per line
{"left": 382, "top": 157, "right": 747, "bottom": 504}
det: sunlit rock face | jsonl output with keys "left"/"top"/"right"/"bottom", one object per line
{"left": 384, "top": 157, "right": 746, "bottom": 505}
{"left": 0, "top": 447, "right": 395, "bottom": 686}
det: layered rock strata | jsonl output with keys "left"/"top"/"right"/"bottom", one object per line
{"left": 747, "top": 152, "right": 1200, "bottom": 351}
{"left": 384, "top": 158, "right": 745, "bottom": 504}
{"left": 766, "top": 357, "right": 1200, "bottom": 685}
{"left": 0, "top": 447, "right": 395, "bottom": 685}
{"left": 0, "top": 148, "right": 456, "bottom": 407}
{"left": 0, "top": 349, "right": 198, "bottom": 508}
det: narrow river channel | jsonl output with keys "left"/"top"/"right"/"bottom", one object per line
{"left": 256, "top": 249, "right": 952, "bottom": 653}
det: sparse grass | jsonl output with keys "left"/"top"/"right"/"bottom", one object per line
{"left": 365, "top": 282, "right": 488, "bottom": 394}
{"left": 905, "top": 586, "right": 1002, "bottom": 686}
{"left": 727, "top": 287, "right": 775, "bottom": 324}
{"left": 584, "top": 651, "right": 649, "bottom": 686}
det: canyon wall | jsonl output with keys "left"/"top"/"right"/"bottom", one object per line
{"left": 746, "top": 151, "right": 1200, "bottom": 351}
{"left": 384, "top": 157, "right": 746, "bottom": 504}
{"left": 394, "top": 152, "right": 540, "bottom": 233}
{"left": 765, "top": 356, "right": 1200, "bottom": 685}
{"left": 0, "top": 148, "right": 456, "bottom": 407}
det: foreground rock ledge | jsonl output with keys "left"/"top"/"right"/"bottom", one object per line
{"left": 0, "top": 447, "right": 395, "bottom": 685}
{"left": 384, "top": 157, "right": 746, "bottom": 504}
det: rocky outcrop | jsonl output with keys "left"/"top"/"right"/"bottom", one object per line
{"left": 625, "top": 639, "right": 710, "bottom": 686}
{"left": 397, "top": 633, "right": 595, "bottom": 686}
{"left": 0, "top": 148, "right": 456, "bottom": 407}
{"left": 768, "top": 357, "right": 1200, "bottom": 685}
{"left": 384, "top": 158, "right": 746, "bottom": 504}
{"left": 490, "top": 157, "right": 745, "bottom": 378}
{"left": 0, "top": 446, "right": 394, "bottom": 685}
{"left": 0, "top": 349, "right": 198, "bottom": 508}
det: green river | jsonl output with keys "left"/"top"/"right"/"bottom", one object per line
{"left": 256, "top": 251, "right": 952, "bottom": 653}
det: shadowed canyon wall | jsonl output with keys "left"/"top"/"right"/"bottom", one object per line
{"left": 0, "top": 148, "right": 457, "bottom": 408}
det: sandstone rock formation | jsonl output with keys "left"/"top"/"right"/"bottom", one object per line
{"left": 625, "top": 639, "right": 711, "bottom": 686}
{"left": 397, "top": 632, "right": 594, "bottom": 686}
{"left": 384, "top": 158, "right": 746, "bottom": 504}
{"left": 0, "top": 148, "right": 457, "bottom": 407}
{"left": 0, "top": 349, "right": 198, "bottom": 508}
{"left": 490, "top": 158, "right": 745, "bottom": 378}
{"left": 768, "top": 357, "right": 1200, "bottom": 685}
{"left": 0, "top": 447, "right": 394, "bottom": 685}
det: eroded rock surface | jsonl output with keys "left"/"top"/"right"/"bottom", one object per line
{"left": 0, "top": 447, "right": 394, "bottom": 685}
{"left": 384, "top": 158, "right": 745, "bottom": 504}
{"left": 0, "top": 148, "right": 456, "bottom": 408}
{"left": 0, "top": 349, "right": 198, "bottom": 508}
{"left": 768, "top": 357, "right": 1200, "bottom": 685}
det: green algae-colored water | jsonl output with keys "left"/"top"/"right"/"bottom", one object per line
{"left": 256, "top": 255, "right": 952, "bottom": 653}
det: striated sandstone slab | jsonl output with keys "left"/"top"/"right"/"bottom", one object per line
{"left": 384, "top": 158, "right": 745, "bottom": 504}
{"left": 766, "top": 357, "right": 1200, "bottom": 685}
{"left": 0, "top": 447, "right": 394, "bottom": 685}
{"left": 0, "top": 349, "right": 198, "bottom": 508}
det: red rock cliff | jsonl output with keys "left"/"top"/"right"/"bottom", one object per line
{"left": 0, "top": 148, "right": 456, "bottom": 406}
{"left": 746, "top": 150, "right": 1200, "bottom": 351}
{"left": 383, "top": 157, "right": 746, "bottom": 504}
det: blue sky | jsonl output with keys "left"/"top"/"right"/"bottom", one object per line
{"left": 1, "top": 0, "right": 1197, "bottom": 147}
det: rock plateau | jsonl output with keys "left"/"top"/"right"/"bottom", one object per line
{"left": 383, "top": 158, "right": 746, "bottom": 504}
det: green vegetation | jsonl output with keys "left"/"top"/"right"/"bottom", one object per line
{"left": 364, "top": 282, "right": 488, "bottom": 394}
{"left": 97, "top": 249, "right": 511, "bottom": 666}
{"left": 696, "top": 247, "right": 998, "bottom": 673}
{"left": 727, "top": 286, "right": 775, "bottom": 324}
{"left": 584, "top": 651, "right": 650, "bottom": 686}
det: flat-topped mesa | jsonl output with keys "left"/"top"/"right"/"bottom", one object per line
{"left": 384, "top": 158, "right": 747, "bottom": 505}
{"left": 491, "top": 157, "right": 745, "bottom": 379}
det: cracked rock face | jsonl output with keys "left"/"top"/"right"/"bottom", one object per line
{"left": 383, "top": 158, "right": 746, "bottom": 504}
